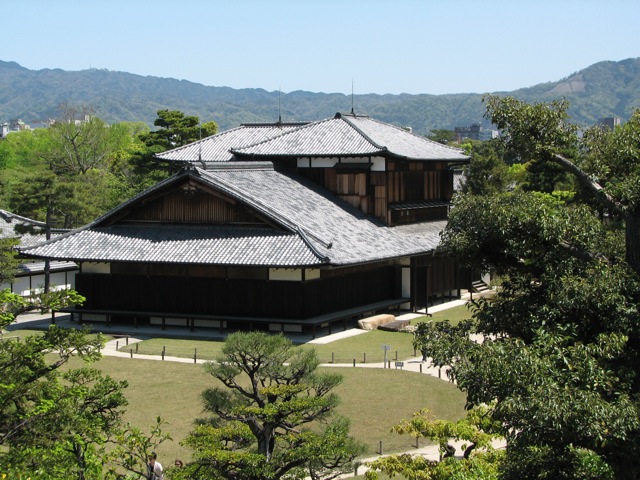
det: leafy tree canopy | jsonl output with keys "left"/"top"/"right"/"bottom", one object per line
{"left": 430, "top": 98, "right": 640, "bottom": 479}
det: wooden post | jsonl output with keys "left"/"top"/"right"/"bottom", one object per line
{"left": 194, "top": 348, "right": 197, "bottom": 364}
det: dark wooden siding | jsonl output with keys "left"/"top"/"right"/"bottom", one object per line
{"left": 75, "top": 264, "right": 400, "bottom": 320}
{"left": 410, "top": 254, "right": 460, "bottom": 309}
{"left": 389, "top": 206, "right": 449, "bottom": 225}
{"left": 297, "top": 161, "right": 453, "bottom": 225}
{"left": 126, "top": 185, "right": 263, "bottom": 225}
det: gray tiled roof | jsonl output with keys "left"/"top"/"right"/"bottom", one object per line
{"left": 0, "top": 209, "right": 69, "bottom": 247}
{"left": 232, "top": 113, "right": 470, "bottom": 162}
{"left": 345, "top": 115, "right": 468, "bottom": 161}
{"left": 155, "top": 123, "right": 306, "bottom": 164}
{"left": 17, "top": 260, "right": 78, "bottom": 274}
{"left": 20, "top": 164, "right": 442, "bottom": 267}
{"left": 0, "top": 209, "right": 47, "bottom": 245}
{"left": 0, "top": 209, "right": 77, "bottom": 274}
{"left": 22, "top": 226, "right": 323, "bottom": 267}
{"left": 155, "top": 113, "right": 469, "bottom": 165}
{"left": 232, "top": 117, "right": 381, "bottom": 157}
{"left": 392, "top": 220, "right": 447, "bottom": 251}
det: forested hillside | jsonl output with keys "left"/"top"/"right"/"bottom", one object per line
{"left": 1, "top": 57, "right": 639, "bottom": 135}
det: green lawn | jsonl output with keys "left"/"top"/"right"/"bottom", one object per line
{"left": 8, "top": 304, "right": 473, "bottom": 467}
{"left": 65, "top": 355, "right": 466, "bottom": 464}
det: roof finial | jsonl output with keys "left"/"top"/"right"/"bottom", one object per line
{"left": 351, "top": 80, "right": 355, "bottom": 115}
{"left": 198, "top": 123, "right": 205, "bottom": 169}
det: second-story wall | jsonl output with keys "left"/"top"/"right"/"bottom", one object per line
{"left": 294, "top": 156, "right": 453, "bottom": 225}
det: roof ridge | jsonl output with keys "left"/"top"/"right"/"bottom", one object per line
{"left": 0, "top": 208, "right": 47, "bottom": 228}
{"left": 230, "top": 117, "right": 336, "bottom": 153}
{"left": 356, "top": 115, "right": 470, "bottom": 155}
{"left": 338, "top": 114, "right": 387, "bottom": 151}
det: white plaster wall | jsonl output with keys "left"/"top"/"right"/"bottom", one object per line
{"left": 305, "top": 269, "right": 321, "bottom": 281}
{"left": 82, "top": 262, "right": 110, "bottom": 274}
{"left": 370, "top": 156, "right": 385, "bottom": 171}
{"left": 401, "top": 267, "right": 411, "bottom": 298}
{"left": 297, "top": 157, "right": 337, "bottom": 168}
{"left": 50, "top": 271, "right": 74, "bottom": 290}
{"left": 269, "top": 268, "right": 302, "bottom": 281}
{"left": 297, "top": 156, "right": 386, "bottom": 171}
{"left": 270, "top": 323, "right": 302, "bottom": 333}
{"left": 9, "top": 277, "right": 32, "bottom": 296}
{"left": 2, "top": 272, "right": 75, "bottom": 296}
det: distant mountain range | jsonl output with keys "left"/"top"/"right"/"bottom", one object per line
{"left": 1, "top": 58, "right": 639, "bottom": 136}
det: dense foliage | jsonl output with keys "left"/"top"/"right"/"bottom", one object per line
{"left": 428, "top": 98, "right": 640, "bottom": 479}
{"left": 0, "top": 108, "right": 215, "bottom": 230}
{"left": 178, "top": 331, "right": 364, "bottom": 480}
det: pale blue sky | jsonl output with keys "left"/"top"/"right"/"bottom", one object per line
{"left": 4, "top": 0, "right": 638, "bottom": 95}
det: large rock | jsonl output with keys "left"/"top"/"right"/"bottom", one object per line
{"left": 357, "top": 314, "right": 396, "bottom": 330}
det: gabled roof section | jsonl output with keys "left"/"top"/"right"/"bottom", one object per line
{"left": 20, "top": 164, "right": 435, "bottom": 267}
{"left": 0, "top": 209, "right": 66, "bottom": 247}
{"left": 231, "top": 116, "right": 384, "bottom": 157}
{"left": 232, "top": 112, "right": 470, "bottom": 162}
{"left": 154, "top": 123, "right": 307, "bottom": 165}
{"left": 343, "top": 114, "right": 470, "bottom": 161}
{"left": 0, "top": 209, "right": 77, "bottom": 275}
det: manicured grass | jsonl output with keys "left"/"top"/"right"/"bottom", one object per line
{"left": 66, "top": 355, "right": 466, "bottom": 464}
{"left": 123, "top": 337, "right": 225, "bottom": 360}
{"left": 429, "top": 303, "right": 475, "bottom": 326}
{"left": 13, "top": 304, "right": 473, "bottom": 467}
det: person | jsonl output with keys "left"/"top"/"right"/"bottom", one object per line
{"left": 174, "top": 459, "right": 184, "bottom": 468}
{"left": 147, "top": 451, "right": 164, "bottom": 480}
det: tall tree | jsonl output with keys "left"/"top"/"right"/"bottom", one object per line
{"left": 179, "top": 331, "right": 363, "bottom": 480}
{"left": 44, "top": 103, "right": 131, "bottom": 176}
{"left": 131, "top": 109, "right": 218, "bottom": 185}
{"left": 484, "top": 96, "right": 640, "bottom": 275}
{"left": 140, "top": 109, "right": 217, "bottom": 151}
{"left": 0, "top": 236, "right": 20, "bottom": 286}
{"left": 431, "top": 98, "right": 640, "bottom": 479}
{"left": 461, "top": 139, "right": 511, "bottom": 195}
{"left": 0, "top": 323, "right": 128, "bottom": 478}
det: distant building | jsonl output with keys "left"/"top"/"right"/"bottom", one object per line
{"left": 454, "top": 123, "right": 497, "bottom": 141}
{"left": 455, "top": 123, "right": 482, "bottom": 141}
{"left": 598, "top": 117, "right": 622, "bottom": 130}
{"left": 0, "top": 118, "right": 53, "bottom": 138}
